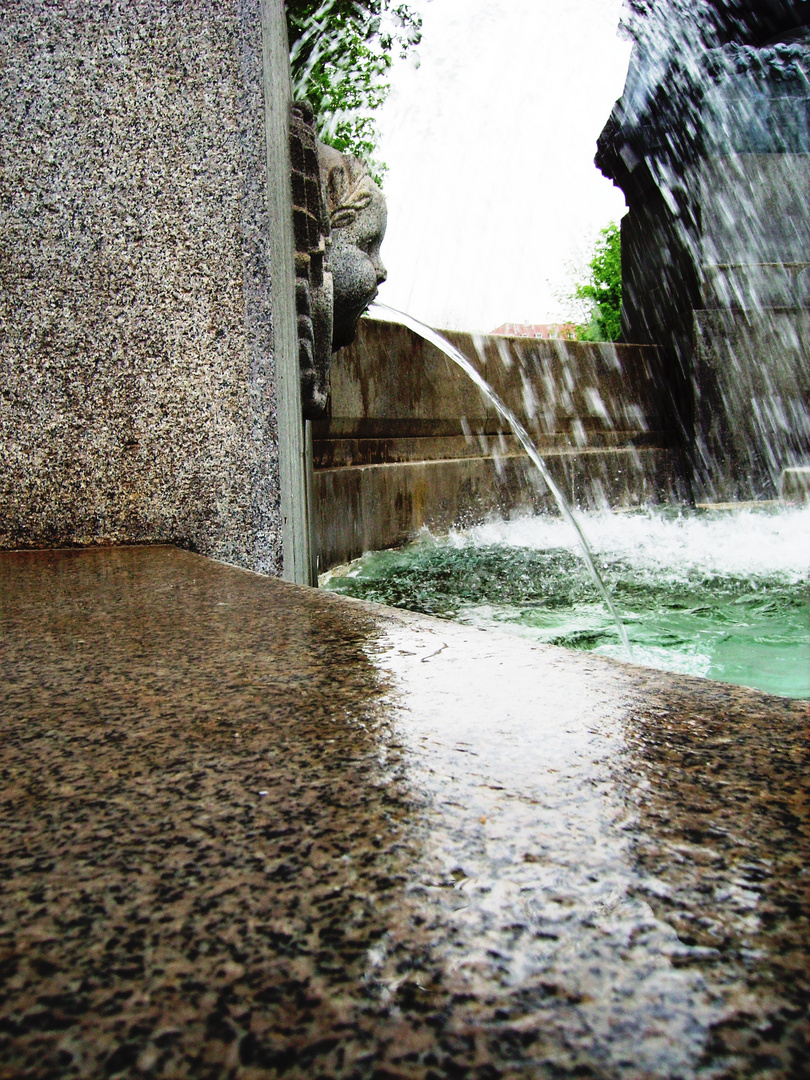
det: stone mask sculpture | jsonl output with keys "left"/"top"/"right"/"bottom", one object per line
{"left": 289, "top": 102, "right": 387, "bottom": 418}
{"left": 318, "top": 143, "right": 387, "bottom": 351}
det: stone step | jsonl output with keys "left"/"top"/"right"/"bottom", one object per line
{"left": 780, "top": 465, "right": 810, "bottom": 502}
{"left": 314, "top": 447, "right": 675, "bottom": 570}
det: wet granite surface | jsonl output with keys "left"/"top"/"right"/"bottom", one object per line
{"left": 0, "top": 546, "right": 807, "bottom": 1079}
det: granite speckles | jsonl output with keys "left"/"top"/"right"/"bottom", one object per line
{"left": 0, "top": 547, "right": 411, "bottom": 1078}
{"left": 0, "top": 1, "right": 281, "bottom": 573}
{"left": 0, "top": 547, "right": 807, "bottom": 1078}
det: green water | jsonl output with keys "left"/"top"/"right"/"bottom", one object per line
{"left": 323, "top": 509, "right": 810, "bottom": 699}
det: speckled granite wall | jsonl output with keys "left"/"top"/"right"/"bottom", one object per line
{"left": 0, "top": 0, "right": 282, "bottom": 573}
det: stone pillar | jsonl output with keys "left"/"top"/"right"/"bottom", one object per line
{"left": 693, "top": 147, "right": 810, "bottom": 498}
{"left": 0, "top": 0, "right": 308, "bottom": 576}
{"left": 597, "top": 7, "right": 810, "bottom": 500}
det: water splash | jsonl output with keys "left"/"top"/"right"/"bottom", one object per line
{"left": 324, "top": 505, "right": 810, "bottom": 699}
{"left": 460, "top": 504, "right": 810, "bottom": 582}
{"left": 367, "top": 301, "right": 633, "bottom": 657}
{"left": 596, "top": 5, "right": 810, "bottom": 500}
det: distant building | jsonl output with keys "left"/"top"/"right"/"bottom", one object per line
{"left": 490, "top": 322, "right": 577, "bottom": 340}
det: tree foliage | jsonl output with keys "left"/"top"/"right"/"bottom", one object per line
{"left": 286, "top": 0, "right": 421, "bottom": 181}
{"left": 573, "top": 222, "right": 622, "bottom": 342}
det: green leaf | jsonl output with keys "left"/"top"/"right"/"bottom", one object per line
{"left": 286, "top": 0, "right": 422, "bottom": 182}
{"left": 572, "top": 222, "right": 622, "bottom": 342}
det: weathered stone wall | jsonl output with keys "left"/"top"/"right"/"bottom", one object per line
{"left": 694, "top": 309, "right": 810, "bottom": 500}
{"left": 313, "top": 319, "right": 673, "bottom": 569}
{"left": 597, "top": 15, "right": 810, "bottom": 500}
{"left": 0, "top": 0, "right": 282, "bottom": 573}
{"left": 318, "top": 320, "right": 668, "bottom": 446}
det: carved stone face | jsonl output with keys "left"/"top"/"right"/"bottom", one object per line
{"left": 319, "top": 145, "right": 388, "bottom": 351}
{"left": 329, "top": 184, "right": 387, "bottom": 350}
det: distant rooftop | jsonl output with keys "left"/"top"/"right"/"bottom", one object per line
{"left": 490, "top": 322, "right": 577, "bottom": 339}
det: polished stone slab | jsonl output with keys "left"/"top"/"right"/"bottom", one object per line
{"left": 0, "top": 546, "right": 807, "bottom": 1078}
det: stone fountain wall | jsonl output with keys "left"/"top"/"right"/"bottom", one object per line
{"left": 313, "top": 319, "right": 673, "bottom": 569}
{"left": 597, "top": 6, "right": 810, "bottom": 501}
{"left": 0, "top": 0, "right": 285, "bottom": 574}
{"left": 692, "top": 147, "right": 810, "bottom": 498}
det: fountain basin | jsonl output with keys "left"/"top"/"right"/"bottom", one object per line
{"left": 1, "top": 544, "right": 806, "bottom": 1077}
{"left": 323, "top": 505, "right": 810, "bottom": 700}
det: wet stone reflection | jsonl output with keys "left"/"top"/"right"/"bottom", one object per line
{"left": 353, "top": 616, "right": 808, "bottom": 1077}
{"left": 0, "top": 549, "right": 422, "bottom": 1078}
{"left": 0, "top": 548, "right": 807, "bottom": 1078}
{"left": 617, "top": 674, "right": 809, "bottom": 1076}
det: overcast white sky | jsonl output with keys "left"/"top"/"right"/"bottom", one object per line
{"left": 374, "top": 0, "right": 633, "bottom": 332}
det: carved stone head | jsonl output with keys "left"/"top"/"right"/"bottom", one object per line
{"left": 318, "top": 144, "right": 388, "bottom": 351}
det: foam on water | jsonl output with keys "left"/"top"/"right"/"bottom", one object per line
{"left": 454, "top": 504, "right": 810, "bottom": 583}
{"left": 323, "top": 505, "right": 810, "bottom": 698}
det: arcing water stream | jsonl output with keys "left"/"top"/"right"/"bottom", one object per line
{"left": 368, "top": 301, "right": 634, "bottom": 657}
{"left": 348, "top": 304, "right": 809, "bottom": 698}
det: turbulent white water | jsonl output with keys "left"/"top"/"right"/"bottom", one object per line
{"left": 450, "top": 505, "right": 810, "bottom": 584}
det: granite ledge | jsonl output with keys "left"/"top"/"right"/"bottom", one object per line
{"left": 0, "top": 546, "right": 806, "bottom": 1079}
